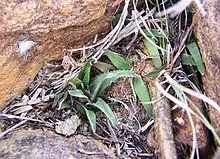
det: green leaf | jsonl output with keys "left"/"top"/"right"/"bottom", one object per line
{"left": 143, "top": 38, "right": 162, "bottom": 68}
{"left": 89, "top": 70, "right": 136, "bottom": 101}
{"left": 146, "top": 66, "right": 166, "bottom": 78}
{"left": 133, "top": 76, "right": 152, "bottom": 119}
{"left": 78, "top": 60, "right": 92, "bottom": 83}
{"left": 106, "top": 50, "right": 130, "bottom": 70}
{"left": 187, "top": 42, "right": 205, "bottom": 75}
{"left": 181, "top": 54, "right": 197, "bottom": 66}
{"left": 68, "top": 77, "right": 82, "bottom": 89}
{"left": 143, "top": 29, "right": 166, "bottom": 38}
{"left": 82, "top": 107, "right": 96, "bottom": 132}
{"left": 93, "top": 98, "right": 117, "bottom": 125}
{"left": 82, "top": 62, "right": 92, "bottom": 86}
{"left": 69, "top": 89, "right": 88, "bottom": 99}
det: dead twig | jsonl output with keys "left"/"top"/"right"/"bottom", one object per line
{"left": 153, "top": 84, "right": 177, "bottom": 159}
{"left": 107, "top": 120, "right": 120, "bottom": 156}
{"left": 0, "top": 113, "right": 44, "bottom": 123}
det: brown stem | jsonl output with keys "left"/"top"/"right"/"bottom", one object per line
{"left": 153, "top": 85, "right": 177, "bottom": 159}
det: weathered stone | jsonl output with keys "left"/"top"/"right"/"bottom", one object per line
{"left": 193, "top": 0, "right": 220, "bottom": 135}
{"left": 172, "top": 96, "right": 209, "bottom": 154}
{"left": 0, "top": 0, "right": 122, "bottom": 109}
{"left": 0, "top": 128, "right": 118, "bottom": 159}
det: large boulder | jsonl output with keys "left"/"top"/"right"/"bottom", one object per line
{"left": 193, "top": 0, "right": 220, "bottom": 135}
{"left": 0, "top": 0, "right": 121, "bottom": 109}
{"left": 0, "top": 128, "right": 118, "bottom": 159}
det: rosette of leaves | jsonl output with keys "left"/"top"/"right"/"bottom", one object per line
{"left": 58, "top": 51, "right": 152, "bottom": 132}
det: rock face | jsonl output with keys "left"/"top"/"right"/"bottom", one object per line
{"left": 0, "top": 129, "right": 118, "bottom": 159}
{"left": 194, "top": 0, "right": 220, "bottom": 135}
{"left": 0, "top": 0, "right": 121, "bottom": 109}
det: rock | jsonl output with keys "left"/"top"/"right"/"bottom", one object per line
{"left": 55, "top": 115, "right": 81, "bottom": 136}
{"left": 193, "top": 0, "right": 220, "bottom": 135}
{"left": 0, "top": 0, "right": 122, "bottom": 109}
{"left": 172, "top": 96, "right": 209, "bottom": 155}
{"left": 0, "top": 128, "right": 118, "bottom": 159}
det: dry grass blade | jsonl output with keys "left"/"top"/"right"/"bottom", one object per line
{"left": 141, "top": 119, "right": 154, "bottom": 132}
{"left": 10, "top": 105, "right": 33, "bottom": 115}
{"left": 164, "top": 72, "right": 220, "bottom": 112}
{"left": 91, "top": 0, "right": 131, "bottom": 60}
{"left": 156, "top": 75, "right": 220, "bottom": 145}
{"left": 181, "top": 93, "right": 199, "bottom": 159}
{"left": 187, "top": 97, "right": 220, "bottom": 145}
{"left": 155, "top": 0, "right": 193, "bottom": 17}
{"left": 132, "top": 0, "right": 166, "bottom": 52}
{"left": 187, "top": 109, "right": 199, "bottom": 159}
{"left": 0, "top": 113, "right": 44, "bottom": 123}
{"left": 155, "top": 79, "right": 202, "bottom": 119}
{"left": 65, "top": 0, "right": 131, "bottom": 62}
{"left": 155, "top": 0, "right": 205, "bottom": 18}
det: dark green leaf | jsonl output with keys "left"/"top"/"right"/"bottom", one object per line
{"left": 90, "top": 70, "right": 136, "bottom": 101}
{"left": 69, "top": 89, "right": 88, "bottom": 99}
{"left": 106, "top": 50, "right": 130, "bottom": 70}
{"left": 146, "top": 66, "right": 166, "bottom": 78}
{"left": 93, "top": 98, "right": 117, "bottom": 125}
{"left": 187, "top": 42, "right": 205, "bottom": 75}
{"left": 143, "top": 38, "right": 162, "bottom": 68}
{"left": 78, "top": 60, "right": 92, "bottom": 82}
{"left": 133, "top": 76, "right": 152, "bottom": 119}
{"left": 82, "top": 62, "right": 92, "bottom": 86}
{"left": 82, "top": 107, "right": 96, "bottom": 132}
{"left": 181, "top": 54, "right": 197, "bottom": 66}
